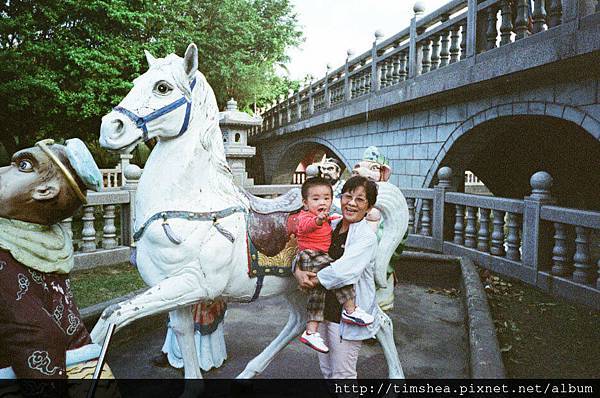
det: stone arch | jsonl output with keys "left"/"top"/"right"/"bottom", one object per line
{"left": 270, "top": 137, "right": 351, "bottom": 185}
{"left": 425, "top": 101, "right": 600, "bottom": 208}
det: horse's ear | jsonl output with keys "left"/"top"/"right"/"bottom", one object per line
{"left": 183, "top": 43, "right": 198, "bottom": 79}
{"left": 144, "top": 50, "right": 157, "bottom": 67}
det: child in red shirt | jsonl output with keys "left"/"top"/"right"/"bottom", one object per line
{"left": 294, "top": 177, "right": 374, "bottom": 353}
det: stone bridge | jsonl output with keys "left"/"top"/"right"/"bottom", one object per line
{"left": 249, "top": 0, "right": 600, "bottom": 210}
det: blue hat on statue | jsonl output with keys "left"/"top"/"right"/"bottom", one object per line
{"left": 362, "top": 146, "right": 389, "bottom": 166}
{"left": 64, "top": 138, "right": 103, "bottom": 192}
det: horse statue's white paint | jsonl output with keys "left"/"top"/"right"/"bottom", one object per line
{"left": 94, "top": 43, "right": 407, "bottom": 379}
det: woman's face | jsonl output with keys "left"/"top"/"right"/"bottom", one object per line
{"left": 340, "top": 185, "right": 371, "bottom": 224}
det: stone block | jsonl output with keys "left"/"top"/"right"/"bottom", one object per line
{"left": 429, "top": 107, "right": 446, "bottom": 125}
{"left": 420, "top": 127, "right": 437, "bottom": 143}
{"left": 581, "top": 115, "right": 600, "bottom": 140}
{"left": 411, "top": 175, "right": 426, "bottom": 187}
{"left": 393, "top": 131, "right": 406, "bottom": 145}
{"left": 497, "top": 103, "right": 513, "bottom": 117}
{"left": 446, "top": 104, "right": 467, "bottom": 123}
{"left": 390, "top": 174, "right": 400, "bottom": 187}
{"left": 427, "top": 142, "right": 443, "bottom": 159}
{"left": 466, "top": 100, "right": 490, "bottom": 118}
{"left": 400, "top": 113, "right": 414, "bottom": 129}
{"left": 377, "top": 118, "right": 389, "bottom": 133}
{"left": 554, "top": 80, "right": 597, "bottom": 106}
{"left": 581, "top": 104, "right": 600, "bottom": 123}
{"left": 398, "top": 145, "right": 414, "bottom": 159}
{"left": 389, "top": 115, "right": 401, "bottom": 131}
{"left": 545, "top": 103, "right": 565, "bottom": 118}
{"left": 420, "top": 160, "right": 433, "bottom": 176}
{"left": 406, "top": 159, "right": 421, "bottom": 175}
{"left": 406, "top": 128, "right": 421, "bottom": 144}
{"left": 399, "top": 175, "right": 412, "bottom": 188}
{"left": 519, "top": 86, "right": 554, "bottom": 102}
{"left": 513, "top": 102, "right": 528, "bottom": 115}
{"left": 413, "top": 111, "right": 429, "bottom": 127}
{"left": 393, "top": 159, "right": 406, "bottom": 174}
{"left": 562, "top": 106, "right": 585, "bottom": 126}
{"left": 413, "top": 144, "right": 428, "bottom": 160}
{"left": 436, "top": 124, "right": 456, "bottom": 142}
{"left": 528, "top": 102, "right": 546, "bottom": 115}
{"left": 381, "top": 133, "right": 394, "bottom": 146}
{"left": 367, "top": 121, "right": 378, "bottom": 134}
{"left": 484, "top": 106, "right": 499, "bottom": 121}
{"left": 375, "top": 133, "right": 385, "bottom": 146}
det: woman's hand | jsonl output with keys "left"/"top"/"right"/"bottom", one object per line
{"left": 294, "top": 268, "right": 318, "bottom": 289}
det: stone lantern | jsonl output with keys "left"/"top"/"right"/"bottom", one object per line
{"left": 219, "top": 98, "right": 262, "bottom": 187}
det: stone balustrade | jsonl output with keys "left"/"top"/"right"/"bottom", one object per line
{"left": 404, "top": 167, "right": 600, "bottom": 309}
{"left": 251, "top": 0, "right": 599, "bottom": 138}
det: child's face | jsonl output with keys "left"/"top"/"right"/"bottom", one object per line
{"left": 303, "top": 184, "right": 333, "bottom": 216}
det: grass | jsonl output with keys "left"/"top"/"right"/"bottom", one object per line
{"left": 479, "top": 268, "right": 600, "bottom": 378}
{"left": 70, "top": 263, "right": 147, "bottom": 308}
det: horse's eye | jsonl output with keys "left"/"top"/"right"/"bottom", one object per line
{"left": 17, "top": 159, "right": 33, "bottom": 172}
{"left": 155, "top": 82, "right": 172, "bottom": 95}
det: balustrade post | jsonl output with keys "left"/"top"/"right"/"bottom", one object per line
{"left": 409, "top": 2, "right": 425, "bottom": 79}
{"left": 521, "top": 171, "right": 555, "bottom": 279}
{"left": 477, "top": 208, "right": 491, "bottom": 252}
{"left": 432, "top": 167, "right": 455, "bottom": 251}
{"left": 286, "top": 90, "right": 292, "bottom": 123}
{"left": 464, "top": 206, "right": 478, "bottom": 248}
{"left": 466, "top": 0, "right": 478, "bottom": 58}
{"left": 102, "top": 205, "right": 117, "bottom": 249}
{"left": 421, "top": 39, "right": 431, "bottom": 74}
{"left": 296, "top": 89, "right": 301, "bottom": 120}
{"left": 308, "top": 76, "right": 314, "bottom": 115}
{"left": 399, "top": 51, "right": 409, "bottom": 80}
{"left": 121, "top": 164, "right": 142, "bottom": 247}
{"left": 506, "top": 212, "right": 522, "bottom": 261}
{"left": 430, "top": 35, "right": 440, "bottom": 71}
{"left": 407, "top": 198, "right": 416, "bottom": 234}
{"left": 372, "top": 31, "right": 383, "bottom": 91}
{"left": 573, "top": 227, "right": 593, "bottom": 284}
{"left": 551, "top": 222, "right": 571, "bottom": 276}
{"left": 81, "top": 206, "right": 97, "bottom": 252}
{"left": 532, "top": 0, "right": 547, "bottom": 34}
{"left": 439, "top": 28, "right": 450, "bottom": 67}
{"left": 491, "top": 210, "right": 506, "bottom": 256}
{"left": 449, "top": 25, "right": 461, "bottom": 63}
{"left": 499, "top": 0, "right": 514, "bottom": 46}
{"left": 596, "top": 256, "right": 600, "bottom": 290}
{"left": 453, "top": 205, "right": 465, "bottom": 245}
{"left": 119, "top": 153, "right": 133, "bottom": 186}
{"left": 344, "top": 49, "right": 353, "bottom": 101}
{"left": 459, "top": 20, "right": 468, "bottom": 60}
{"left": 547, "top": 0, "right": 563, "bottom": 28}
{"left": 486, "top": 4, "right": 499, "bottom": 50}
{"left": 324, "top": 64, "right": 331, "bottom": 108}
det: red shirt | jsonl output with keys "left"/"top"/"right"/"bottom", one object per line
{"left": 296, "top": 210, "right": 332, "bottom": 252}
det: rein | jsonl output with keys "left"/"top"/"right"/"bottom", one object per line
{"left": 114, "top": 78, "right": 197, "bottom": 142}
{"left": 133, "top": 206, "right": 247, "bottom": 243}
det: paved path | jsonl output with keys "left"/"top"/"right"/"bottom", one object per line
{"left": 107, "top": 281, "right": 468, "bottom": 379}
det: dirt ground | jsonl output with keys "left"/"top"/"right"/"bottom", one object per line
{"left": 478, "top": 268, "right": 600, "bottom": 378}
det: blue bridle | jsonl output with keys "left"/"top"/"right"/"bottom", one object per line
{"left": 113, "top": 78, "right": 197, "bottom": 142}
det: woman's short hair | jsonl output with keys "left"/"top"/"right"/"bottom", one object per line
{"left": 342, "top": 176, "right": 378, "bottom": 207}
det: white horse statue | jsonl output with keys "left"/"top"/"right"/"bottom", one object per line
{"left": 94, "top": 43, "right": 407, "bottom": 379}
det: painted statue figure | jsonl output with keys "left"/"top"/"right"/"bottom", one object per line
{"left": 0, "top": 138, "right": 110, "bottom": 381}
{"left": 352, "top": 146, "right": 408, "bottom": 311}
{"left": 94, "top": 43, "right": 407, "bottom": 380}
{"left": 306, "top": 155, "right": 345, "bottom": 214}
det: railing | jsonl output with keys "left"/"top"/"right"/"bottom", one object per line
{"left": 68, "top": 165, "right": 141, "bottom": 271}
{"left": 406, "top": 166, "right": 600, "bottom": 310}
{"left": 250, "top": 0, "right": 599, "bottom": 137}
{"left": 100, "top": 167, "right": 122, "bottom": 188}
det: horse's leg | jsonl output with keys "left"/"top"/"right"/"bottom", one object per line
{"left": 236, "top": 290, "right": 306, "bottom": 379}
{"left": 375, "top": 311, "right": 405, "bottom": 379}
{"left": 90, "top": 270, "right": 210, "bottom": 344}
{"left": 170, "top": 306, "right": 202, "bottom": 379}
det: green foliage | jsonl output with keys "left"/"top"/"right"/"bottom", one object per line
{"left": 0, "top": 0, "right": 301, "bottom": 164}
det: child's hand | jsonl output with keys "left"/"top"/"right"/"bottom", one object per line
{"left": 315, "top": 211, "right": 327, "bottom": 226}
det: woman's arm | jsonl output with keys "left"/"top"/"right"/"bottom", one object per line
{"left": 317, "top": 225, "right": 377, "bottom": 290}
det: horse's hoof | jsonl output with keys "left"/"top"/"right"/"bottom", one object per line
{"left": 235, "top": 369, "right": 257, "bottom": 379}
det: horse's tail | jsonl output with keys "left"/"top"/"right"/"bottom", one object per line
{"left": 374, "top": 181, "right": 409, "bottom": 288}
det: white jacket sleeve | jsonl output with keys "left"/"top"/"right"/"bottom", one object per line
{"left": 317, "top": 225, "right": 377, "bottom": 290}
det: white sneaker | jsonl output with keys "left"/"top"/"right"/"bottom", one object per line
{"left": 342, "top": 306, "right": 374, "bottom": 326}
{"left": 299, "top": 331, "right": 329, "bottom": 353}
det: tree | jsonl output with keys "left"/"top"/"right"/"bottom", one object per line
{"left": 0, "top": 0, "right": 301, "bottom": 165}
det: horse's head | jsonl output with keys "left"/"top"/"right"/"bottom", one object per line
{"left": 100, "top": 44, "right": 201, "bottom": 152}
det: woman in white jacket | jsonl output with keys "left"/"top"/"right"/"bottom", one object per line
{"left": 294, "top": 176, "right": 381, "bottom": 379}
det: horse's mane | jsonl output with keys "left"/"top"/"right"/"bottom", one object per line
{"left": 170, "top": 56, "right": 245, "bottom": 205}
